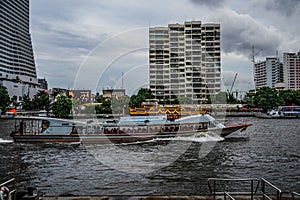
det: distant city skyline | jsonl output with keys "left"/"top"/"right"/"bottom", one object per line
{"left": 30, "top": 0, "right": 300, "bottom": 95}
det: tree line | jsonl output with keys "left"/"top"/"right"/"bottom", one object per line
{"left": 1, "top": 85, "right": 300, "bottom": 117}
{"left": 243, "top": 87, "right": 300, "bottom": 112}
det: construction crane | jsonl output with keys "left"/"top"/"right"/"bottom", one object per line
{"left": 229, "top": 73, "right": 238, "bottom": 94}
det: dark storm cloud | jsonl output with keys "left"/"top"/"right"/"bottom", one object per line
{"left": 189, "top": 0, "right": 226, "bottom": 8}
{"left": 265, "top": 0, "right": 300, "bottom": 16}
{"left": 220, "top": 10, "right": 282, "bottom": 56}
{"left": 30, "top": 0, "right": 298, "bottom": 91}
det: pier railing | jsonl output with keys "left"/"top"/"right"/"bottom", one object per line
{"left": 208, "top": 178, "right": 299, "bottom": 200}
{"left": 292, "top": 192, "right": 300, "bottom": 200}
{"left": 0, "top": 178, "right": 16, "bottom": 200}
{"left": 208, "top": 178, "right": 260, "bottom": 200}
{"left": 261, "top": 178, "right": 282, "bottom": 200}
{"left": 224, "top": 191, "right": 236, "bottom": 200}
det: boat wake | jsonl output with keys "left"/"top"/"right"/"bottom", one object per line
{"left": 172, "top": 134, "right": 224, "bottom": 143}
{"left": 120, "top": 133, "right": 224, "bottom": 146}
{"left": 0, "top": 138, "right": 13, "bottom": 144}
{"left": 159, "top": 133, "right": 224, "bottom": 143}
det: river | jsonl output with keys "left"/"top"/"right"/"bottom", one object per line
{"left": 0, "top": 117, "right": 299, "bottom": 196}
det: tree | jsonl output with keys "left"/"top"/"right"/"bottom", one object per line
{"left": 175, "top": 96, "right": 193, "bottom": 105}
{"left": 11, "top": 95, "right": 19, "bottom": 108}
{"left": 0, "top": 85, "right": 10, "bottom": 114}
{"left": 21, "top": 94, "right": 32, "bottom": 110}
{"left": 93, "top": 93, "right": 112, "bottom": 114}
{"left": 278, "top": 90, "right": 300, "bottom": 106}
{"left": 244, "top": 92, "right": 256, "bottom": 106}
{"left": 244, "top": 88, "right": 300, "bottom": 111}
{"left": 51, "top": 95, "right": 73, "bottom": 118}
{"left": 111, "top": 95, "right": 130, "bottom": 115}
{"left": 95, "top": 100, "right": 112, "bottom": 114}
{"left": 211, "top": 92, "right": 227, "bottom": 104}
{"left": 32, "top": 90, "right": 51, "bottom": 111}
{"left": 253, "top": 87, "right": 280, "bottom": 112}
{"left": 95, "top": 93, "right": 105, "bottom": 103}
{"left": 227, "top": 91, "right": 237, "bottom": 104}
{"left": 129, "top": 88, "right": 154, "bottom": 108}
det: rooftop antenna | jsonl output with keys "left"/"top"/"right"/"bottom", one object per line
{"left": 276, "top": 50, "right": 279, "bottom": 61}
{"left": 121, "top": 72, "right": 124, "bottom": 89}
{"left": 251, "top": 45, "right": 262, "bottom": 65}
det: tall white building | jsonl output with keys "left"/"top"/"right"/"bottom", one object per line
{"left": 283, "top": 52, "right": 300, "bottom": 90}
{"left": 254, "top": 57, "right": 283, "bottom": 89}
{"left": 0, "top": 0, "right": 38, "bottom": 100}
{"left": 149, "top": 21, "right": 221, "bottom": 104}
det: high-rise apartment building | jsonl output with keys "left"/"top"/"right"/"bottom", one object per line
{"left": 0, "top": 0, "right": 38, "bottom": 100}
{"left": 283, "top": 52, "right": 300, "bottom": 90}
{"left": 149, "top": 21, "right": 221, "bottom": 104}
{"left": 254, "top": 57, "right": 283, "bottom": 89}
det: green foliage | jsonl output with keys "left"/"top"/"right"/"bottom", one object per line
{"left": 243, "top": 92, "right": 255, "bottom": 106}
{"left": 93, "top": 93, "right": 112, "bottom": 114}
{"left": 0, "top": 85, "right": 10, "bottom": 114}
{"left": 129, "top": 88, "right": 154, "bottom": 108}
{"left": 253, "top": 87, "right": 280, "bottom": 112}
{"left": 227, "top": 92, "right": 237, "bottom": 104}
{"left": 278, "top": 90, "right": 300, "bottom": 106}
{"left": 111, "top": 95, "right": 130, "bottom": 115}
{"left": 243, "top": 87, "right": 300, "bottom": 112}
{"left": 95, "top": 100, "right": 112, "bottom": 114}
{"left": 21, "top": 91, "right": 51, "bottom": 111}
{"left": 32, "top": 90, "right": 51, "bottom": 111}
{"left": 206, "top": 96, "right": 212, "bottom": 104}
{"left": 21, "top": 94, "right": 32, "bottom": 110}
{"left": 51, "top": 95, "right": 72, "bottom": 118}
{"left": 175, "top": 96, "right": 193, "bottom": 105}
{"left": 11, "top": 95, "right": 19, "bottom": 108}
{"left": 211, "top": 92, "right": 227, "bottom": 104}
{"left": 95, "top": 93, "right": 105, "bottom": 103}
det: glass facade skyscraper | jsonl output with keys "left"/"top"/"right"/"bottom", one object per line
{"left": 0, "top": 0, "right": 38, "bottom": 99}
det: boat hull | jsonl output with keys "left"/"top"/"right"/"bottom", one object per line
{"left": 12, "top": 124, "right": 251, "bottom": 143}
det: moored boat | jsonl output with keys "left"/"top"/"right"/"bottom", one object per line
{"left": 10, "top": 114, "right": 252, "bottom": 143}
{"left": 263, "top": 105, "right": 300, "bottom": 118}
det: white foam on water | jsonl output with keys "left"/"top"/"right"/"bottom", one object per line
{"left": 154, "top": 132, "right": 224, "bottom": 143}
{"left": 0, "top": 138, "right": 13, "bottom": 143}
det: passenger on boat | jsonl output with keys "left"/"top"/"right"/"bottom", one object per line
{"left": 71, "top": 126, "right": 78, "bottom": 135}
{"left": 0, "top": 186, "right": 9, "bottom": 200}
{"left": 19, "top": 121, "right": 24, "bottom": 135}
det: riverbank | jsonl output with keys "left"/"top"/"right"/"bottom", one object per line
{"left": 42, "top": 195, "right": 273, "bottom": 200}
{"left": 0, "top": 112, "right": 257, "bottom": 119}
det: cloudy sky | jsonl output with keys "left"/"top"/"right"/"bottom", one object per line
{"left": 30, "top": 0, "right": 300, "bottom": 96}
